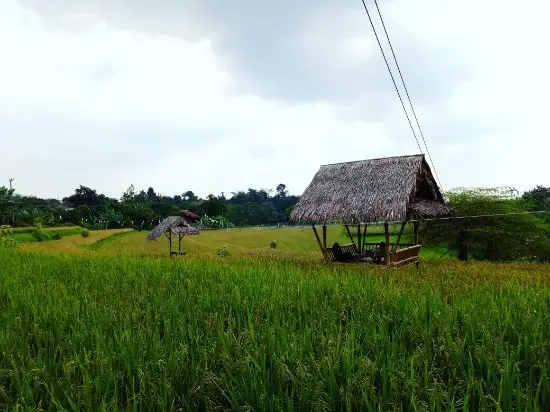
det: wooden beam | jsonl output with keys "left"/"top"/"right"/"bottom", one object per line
{"left": 178, "top": 234, "right": 182, "bottom": 254}
{"left": 392, "top": 221, "right": 407, "bottom": 251}
{"left": 344, "top": 225, "right": 357, "bottom": 249}
{"left": 362, "top": 224, "right": 368, "bottom": 252}
{"left": 312, "top": 225, "right": 323, "bottom": 252}
{"left": 357, "top": 224, "right": 361, "bottom": 254}
{"left": 458, "top": 220, "right": 467, "bottom": 261}
{"left": 413, "top": 221, "right": 420, "bottom": 245}
{"left": 384, "top": 222, "right": 390, "bottom": 266}
{"left": 169, "top": 231, "right": 172, "bottom": 256}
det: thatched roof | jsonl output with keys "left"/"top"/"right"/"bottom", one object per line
{"left": 147, "top": 216, "right": 200, "bottom": 240}
{"left": 180, "top": 209, "right": 200, "bottom": 222}
{"left": 291, "top": 154, "right": 452, "bottom": 224}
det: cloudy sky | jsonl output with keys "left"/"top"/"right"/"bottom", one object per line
{"left": 1, "top": 0, "right": 548, "bottom": 199}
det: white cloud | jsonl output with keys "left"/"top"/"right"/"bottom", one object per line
{"left": 1, "top": 0, "right": 548, "bottom": 201}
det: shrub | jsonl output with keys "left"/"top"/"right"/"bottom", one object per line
{"left": 428, "top": 187, "right": 550, "bottom": 262}
{"left": 50, "top": 231, "right": 63, "bottom": 240}
{"left": 269, "top": 240, "right": 278, "bottom": 249}
{"left": 215, "top": 245, "right": 231, "bottom": 257}
{"left": 31, "top": 228, "right": 49, "bottom": 242}
{"left": 81, "top": 229, "right": 90, "bottom": 238}
{"left": 0, "top": 225, "right": 17, "bottom": 248}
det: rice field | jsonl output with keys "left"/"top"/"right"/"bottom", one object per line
{"left": 1, "top": 227, "right": 549, "bottom": 410}
{"left": 17, "top": 225, "right": 451, "bottom": 261}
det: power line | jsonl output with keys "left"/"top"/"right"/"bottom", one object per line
{"left": 416, "top": 209, "right": 550, "bottom": 223}
{"left": 372, "top": 0, "right": 443, "bottom": 190}
{"left": 359, "top": 0, "right": 424, "bottom": 155}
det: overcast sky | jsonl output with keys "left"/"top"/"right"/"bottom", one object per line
{"left": 1, "top": 0, "right": 548, "bottom": 199}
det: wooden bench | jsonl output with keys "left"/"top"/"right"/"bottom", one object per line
{"left": 322, "top": 243, "right": 360, "bottom": 262}
{"left": 389, "top": 245, "right": 421, "bottom": 267}
{"left": 322, "top": 242, "right": 421, "bottom": 267}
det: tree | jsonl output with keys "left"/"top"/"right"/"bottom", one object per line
{"left": 428, "top": 187, "right": 550, "bottom": 262}
{"left": 121, "top": 185, "right": 137, "bottom": 202}
{"left": 135, "top": 190, "right": 148, "bottom": 202}
{"left": 0, "top": 186, "right": 15, "bottom": 225}
{"left": 63, "top": 186, "right": 109, "bottom": 207}
{"left": 198, "top": 195, "right": 226, "bottom": 218}
{"left": 522, "top": 186, "right": 550, "bottom": 212}
{"left": 276, "top": 183, "right": 288, "bottom": 198}
{"left": 182, "top": 191, "right": 199, "bottom": 203}
{"left": 146, "top": 187, "right": 157, "bottom": 202}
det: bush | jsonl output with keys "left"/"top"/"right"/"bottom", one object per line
{"left": 269, "top": 240, "right": 278, "bottom": 249}
{"left": 215, "top": 245, "right": 231, "bottom": 257}
{"left": 81, "top": 229, "right": 90, "bottom": 238}
{"left": 428, "top": 187, "right": 550, "bottom": 262}
{"left": 31, "top": 228, "right": 49, "bottom": 242}
{"left": 0, "top": 225, "right": 17, "bottom": 248}
{"left": 50, "top": 231, "right": 63, "bottom": 240}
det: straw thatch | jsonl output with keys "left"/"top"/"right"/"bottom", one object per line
{"left": 291, "top": 154, "right": 452, "bottom": 224}
{"left": 147, "top": 216, "right": 200, "bottom": 240}
{"left": 180, "top": 209, "right": 200, "bottom": 222}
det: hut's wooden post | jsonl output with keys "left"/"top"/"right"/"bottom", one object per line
{"left": 178, "top": 234, "right": 182, "bottom": 254}
{"left": 322, "top": 224, "right": 327, "bottom": 248}
{"left": 357, "top": 224, "right": 361, "bottom": 253}
{"left": 384, "top": 222, "right": 390, "bottom": 265}
{"left": 392, "top": 221, "right": 407, "bottom": 251}
{"left": 413, "top": 221, "right": 419, "bottom": 245}
{"left": 312, "top": 225, "right": 323, "bottom": 252}
{"left": 362, "top": 224, "right": 368, "bottom": 252}
{"left": 458, "top": 220, "right": 468, "bottom": 261}
{"left": 169, "top": 231, "right": 172, "bottom": 255}
{"left": 344, "top": 225, "right": 357, "bottom": 249}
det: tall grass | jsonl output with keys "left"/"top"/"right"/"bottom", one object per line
{"left": 1, "top": 249, "right": 550, "bottom": 410}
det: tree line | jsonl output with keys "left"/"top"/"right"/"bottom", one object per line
{"left": 0, "top": 183, "right": 300, "bottom": 230}
{"left": 0, "top": 183, "right": 548, "bottom": 262}
{"left": 425, "top": 186, "right": 550, "bottom": 262}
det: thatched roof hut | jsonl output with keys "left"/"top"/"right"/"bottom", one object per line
{"left": 147, "top": 214, "right": 200, "bottom": 256}
{"left": 147, "top": 216, "right": 199, "bottom": 241}
{"left": 291, "top": 154, "right": 451, "bottom": 224}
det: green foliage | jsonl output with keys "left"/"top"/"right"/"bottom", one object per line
{"left": 429, "top": 187, "right": 550, "bottom": 261}
{"left": 81, "top": 229, "right": 90, "bottom": 238}
{"left": 63, "top": 185, "right": 111, "bottom": 208}
{"left": 523, "top": 186, "right": 550, "bottom": 211}
{"left": 31, "top": 228, "right": 49, "bottom": 242}
{"left": 9, "top": 227, "right": 82, "bottom": 243}
{"left": 0, "top": 186, "right": 15, "bottom": 225}
{"left": 1, "top": 251, "right": 550, "bottom": 410}
{"left": 0, "top": 225, "right": 17, "bottom": 248}
{"left": 6, "top": 183, "right": 301, "bottom": 232}
{"left": 50, "top": 231, "right": 63, "bottom": 240}
{"left": 215, "top": 245, "right": 231, "bottom": 257}
{"left": 269, "top": 240, "right": 278, "bottom": 249}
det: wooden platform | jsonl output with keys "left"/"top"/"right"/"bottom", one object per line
{"left": 320, "top": 242, "right": 420, "bottom": 267}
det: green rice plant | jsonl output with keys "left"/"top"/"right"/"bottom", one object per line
{"left": 81, "top": 228, "right": 89, "bottom": 238}
{"left": 0, "top": 249, "right": 550, "bottom": 410}
{"left": 31, "top": 227, "right": 49, "bottom": 242}
{"left": 49, "top": 231, "right": 63, "bottom": 240}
